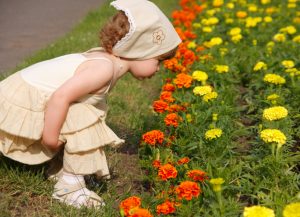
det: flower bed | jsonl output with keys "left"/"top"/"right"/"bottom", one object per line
{"left": 120, "top": 0, "right": 300, "bottom": 216}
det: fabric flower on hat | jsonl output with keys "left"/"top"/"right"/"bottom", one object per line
{"left": 153, "top": 29, "right": 166, "bottom": 45}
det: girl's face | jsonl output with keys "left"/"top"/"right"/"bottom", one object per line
{"left": 129, "top": 58, "right": 161, "bottom": 80}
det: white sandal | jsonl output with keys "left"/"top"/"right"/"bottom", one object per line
{"left": 52, "top": 178, "right": 105, "bottom": 208}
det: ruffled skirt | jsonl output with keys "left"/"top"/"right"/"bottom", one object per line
{"left": 0, "top": 73, "right": 124, "bottom": 175}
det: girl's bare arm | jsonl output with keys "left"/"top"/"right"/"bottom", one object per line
{"left": 42, "top": 60, "right": 113, "bottom": 150}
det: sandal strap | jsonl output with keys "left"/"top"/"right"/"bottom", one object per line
{"left": 54, "top": 180, "right": 86, "bottom": 196}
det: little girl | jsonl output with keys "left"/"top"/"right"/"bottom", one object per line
{"left": 0, "top": 0, "right": 181, "bottom": 209}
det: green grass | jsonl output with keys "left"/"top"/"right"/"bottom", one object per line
{"left": 0, "top": 0, "right": 179, "bottom": 216}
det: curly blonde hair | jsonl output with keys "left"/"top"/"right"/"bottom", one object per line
{"left": 99, "top": 11, "right": 130, "bottom": 53}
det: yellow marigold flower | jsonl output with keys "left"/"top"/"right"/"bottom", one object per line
{"left": 193, "top": 86, "right": 213, "bottom": 96}
{"left": 264, "top": 16, "right": 273, "bottom": 22}
{"left": 267, "top": 94, "right": 280, "bottom": 101}
{"left": 219, "top": 48, "right": 228, "bottom": 56}
{"left": 263, "top": 106, "right": 288, "bottom": 121}
{"left": 280, "top": 26, "right": 297, "bottom": 35}
{"left": 229, "top": 27, "right": 241, "bottom": 36}
{"left": 203, "top": 91, "right": 218, "bottom": 102}
{"left": 226, "top": 3, "right": 235, "bottom": 9}
{"left": 186, "top": 114, "right": 192, "bottom": 123}
{"left": 293, "top": 35, "right": 300, "bottom": 43}
{"left": 254, "top": 61, "right": 267, "bottom": 71}
{"left": 265, "top": 7, "right": 277, "bottom": 14}
{"left": 288, "top": 3, "right": 296, "bottom": 8}
{"left": 285, "top": 68, "right": 298, "bottom": 75}
{"left": 282, "top": 60, "right": 295, "bottom": 68}
{"left": 294, "top": 17, "right": 300, "bottom": 24}
{"left": 261, "top": 0, "right": 271, "bottom": 4}
{"left": 232, "top": 34, "right": 243, "bottom": 43}
{"left": 273, "top": 33, "right": 286, "bottom": 42}
{"left": 209, "top": 177, "right": 224, "bottom": 192}
{"left": 236, "top": 11, "right": 248, "bottom": 19}
{"left": 215, "top": 65, "right": 229, "bottom": 73}
{"left": 208, "top": 17, "right": 219, "bottom": 25}
{"left": 192, "top": 70, "right": 208, "bottom": 82}
{"left": 203, "top": 27, "right": 213, "bottom": 33}
{"left": 267, "top": 41, "right": 275, "bottom": 48}
{"left": 263, "top": 73, "right": 286, "bottom": 85}
{"left": 187, "top": 41, "right": 197, "bottom": 49}
{"left": 212, "top": 113, "right": 218, "bottom": 121}
{"left": 204, "top": 37, "right": 223, "bottom": 48}
{"left": 243, "top": 206, "right": 275, "bottom": 217}
{"left": 253, "top": 40, "right": 257, "bottom": 46}
{"left": 193, "top": 23, "right": 201, "bottom": 28}
{"left": 248, "top": 5, "right": 258, "bottom": 12}
{"left": 283, "top": 202, "right": 300, "bottom": 217}
{"left": 225, "top": 18, "right": 234, "bottom": 24}
{"left": 212, "top": 0, "right": 224, "bottom": 7}
{"left": 246, "top": 17, "right": 259, "bottom": 28}
{"left": 206, "top": 9, "right": 216, "bottom": 16}
{"left": 260, "top": 129, "right": 287, "bottom": 146}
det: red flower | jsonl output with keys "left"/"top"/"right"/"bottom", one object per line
{"left": 175, "top": 181, "right": 201, "bottom": 200}
{"left": 177, "top": 157, "right": 190, "bottom": 165}
{"left": 173, "top": 73, "right": 193, "bottom": 88}
{"left": 162, "top": 83, "right": 176, "bottom": 92}
{"left": 158, "top": 163, "right": 178, "bottom": 181}
{"left": 120, "top": 196, "right": 142, "bottom": 216}
{"left": 129, "top": 207, "right": 153, "bottom": 217}
{"left": 142, "top": 130, "right": 164, "bottom": 146}
{"left": 164, "top": 113, "right": 182, "bottom": 127}
{"left": 152, "top": 160, "right": 161, "bottom": 168}
{"left": 156, "top": 200, "right": 176, "bottom": 215}
{"left": 160, "top": 91, "right": 175, "bottom": 103}
{"left": 187, "top": 170, "right": 208, "bottom": 182}
{"left": 153, "top": 100, "right": 169, "bottom": 113}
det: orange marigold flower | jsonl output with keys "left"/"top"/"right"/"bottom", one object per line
{"left": 129, "top": 207, "right": 153, "bottom": 217}
{"left": 187, "top": 169, "right": 208, "bottom": 182}
{"left": 158, "top": 163, "right": 178, "bottom": 181}
{"left": 120, "top": 196, "right": 142, "bottom": 216}
{"left": 167, "top": 104, "right": 183, "bottom": 113}
{"left": 173, "top": 73, "right": 193, "bottom": 88}
{"left": 142, "top": 130, "right": 164, "bottom": 146}
{"left": 177, "top": 157, "right": 190, "bottom": 165}
{"left": 152, "top": 160, "right": 161, "bottom": 168}
{"left": 162, "top": 83, "right": 176, "bottom": 92}
{"left": 156, "top": 200, "right": 176, "bottom": 215}
{"left": 164, "top": 113, "right": 182, "bottom": 127}
{"left": 175, "top": 181, "right": 201, "bottom": 200}
{"left": 153, "top": 100, "right": 169, "bottom": 113}
{"left": 160, "top": 91, "right": 175, "bottom": 103}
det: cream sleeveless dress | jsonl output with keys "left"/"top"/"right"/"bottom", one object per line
{"left": 0, "top": 48, "right": 124, "bottom": 175}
